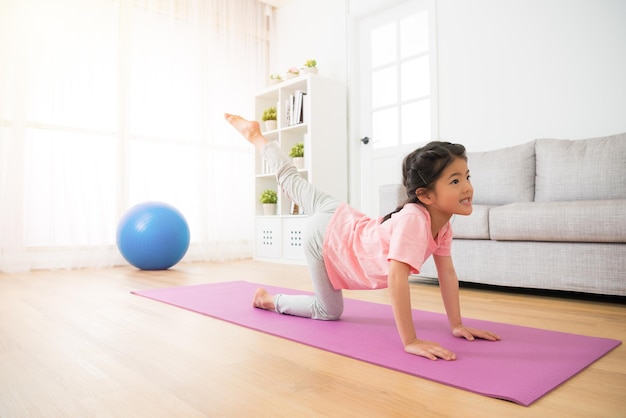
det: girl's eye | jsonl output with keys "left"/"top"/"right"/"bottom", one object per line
{"left": 467, "top": 175, "right": 471, "bottom": 181}
{"left": 451, "top": 179, "right": 459, "bottom": 185}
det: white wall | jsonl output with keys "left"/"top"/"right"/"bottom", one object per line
{"left": 271, "top": 0, "right": 348, "bottom": 81}
{"left": 437, "top": 0, "right": 626, "bottom": 150}
{"left": 274, "top": 0, "right": 626, "bottom": 153}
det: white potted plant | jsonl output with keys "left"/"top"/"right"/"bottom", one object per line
{"left": 269, "top": 73, "right": 282, "bottom": 85}
{"left": 285, "top": 66, "right": 299, "bottom": 79}
{"left": 260, "top": 189, "right": 278, "bottom": 215}
{"left": 301, "top": 59, "right": 318, "bottom": 74}
{"left": 261, "top": 106, "right": 277, "bottom": 131}
{"left": 289, "top": 142, "right": 304, "bottom": 169}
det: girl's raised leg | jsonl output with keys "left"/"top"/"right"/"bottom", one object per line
{"left": 225, "top": 112, "right": 343, "bottom": 320}
{"left": 224, "top": 113, "right": 267, "bottom": 152}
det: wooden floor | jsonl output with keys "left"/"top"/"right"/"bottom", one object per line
{"left": 0, "top": 259, "right": 624, "bottom": 417}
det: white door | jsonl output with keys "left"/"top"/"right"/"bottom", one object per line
{"left": 353, "top": 0, "right": 437, "bottom": 217}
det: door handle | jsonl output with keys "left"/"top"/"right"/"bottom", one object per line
{"left": 360, "top": 136, "right": 370, "bottom": 145}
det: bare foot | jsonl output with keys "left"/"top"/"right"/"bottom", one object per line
{"left": 224, "top": 113, "right": 267, "bottom": 151}
{"left": 252, "top": 287, "right": 276, "bottom": 311}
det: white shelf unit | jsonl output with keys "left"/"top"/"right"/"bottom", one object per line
{"left": 254, "top": 74, "right": 347, "bottom": 263}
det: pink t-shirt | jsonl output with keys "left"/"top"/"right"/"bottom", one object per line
{"left": 322, "top": 203, "right": 453, "bottom": 290}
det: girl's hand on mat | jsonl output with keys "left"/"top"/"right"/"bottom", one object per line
{"left": 405, "top": 339, "right": 456, "bottom": 361}
{"left": 452, "top": 325, "right": 501, "bottom": 342}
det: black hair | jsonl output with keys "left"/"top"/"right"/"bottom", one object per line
{"left": 381, "top": 141, "right": 467, "bottom": 223}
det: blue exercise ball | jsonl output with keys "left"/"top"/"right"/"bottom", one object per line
{"left": 117, "top": 202, "right": 190, "bottom": 270}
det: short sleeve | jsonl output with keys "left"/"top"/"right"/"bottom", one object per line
{"left": 387, "top": 212, "right": 430, "bottom": 273}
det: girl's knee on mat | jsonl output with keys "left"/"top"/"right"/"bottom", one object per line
{"left": 314, "top": 302, "right": 343, "bottom": 321}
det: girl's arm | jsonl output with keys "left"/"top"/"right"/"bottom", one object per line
{"left": 433, "top": 255, "right": 463, "bottom": 329}
{"left": 388, "top": 259, "right": 456, "bottom": 360}
{"left": 433, "top": 255, "right": 500, "bottom": 341}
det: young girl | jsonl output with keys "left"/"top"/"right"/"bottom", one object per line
{"left": 225, "top": 113, "right": 500, "bottom": 361}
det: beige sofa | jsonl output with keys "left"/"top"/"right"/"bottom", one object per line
{"left": 380, "top": 133, "right": 626, "bottom": 296}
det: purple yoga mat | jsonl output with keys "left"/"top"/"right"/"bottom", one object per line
{"left": 132, "top": 280, "right": 620, "bottom": 406}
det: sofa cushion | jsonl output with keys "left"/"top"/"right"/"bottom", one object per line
{"left": 467, "top": 141, "right": 535, "bottom": 205}
{"left": 451, "top": 204, "right": 493, "bottom": 239}
{"left": 379, "top": 184, "right": 405, "bottom": 217}
{"left": 535, "top": 133, "right": 626, "bottom": 202}
{"left": 489, "top": 200, "right": 626, "bottom": 243}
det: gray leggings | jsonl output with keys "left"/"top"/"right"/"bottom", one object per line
{"left": 262, "top": 142, "right": 344, "bottom": 320}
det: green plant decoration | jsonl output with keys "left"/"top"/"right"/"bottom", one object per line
{"left": 289, "top": 142, "right": 304, "bottom": 158}
{"left": 259, "top": 189, "right": 277, "bottom": 204}
{"left": 304, "top": 59, "right": 317, "bottom": 68}
{"left": 261, "top": 106, "right": 277, "bottom": 122}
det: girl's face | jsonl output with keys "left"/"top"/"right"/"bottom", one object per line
{"left": 425, "top": 157, "right": 473, "bottom": 217}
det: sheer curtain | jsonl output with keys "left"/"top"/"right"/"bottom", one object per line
{"left": 0, "top": 0, "right": 270, "bottom": 272}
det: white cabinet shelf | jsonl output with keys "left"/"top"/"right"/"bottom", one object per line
{"left": 254, "top": 74, "right": 347, "bottom": 263}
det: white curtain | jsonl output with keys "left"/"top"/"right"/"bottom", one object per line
{"left": 0, "top": 0, "right": 270, "bottom": 272}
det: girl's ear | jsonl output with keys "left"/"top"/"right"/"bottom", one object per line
{"left": 416, "top": 188, "right": 434, "bottom": 205}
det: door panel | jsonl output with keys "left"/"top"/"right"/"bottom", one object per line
{"left": 355, "top": 0, "right": 437, "bottom": 216}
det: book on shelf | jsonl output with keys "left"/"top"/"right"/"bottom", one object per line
{"left": 284, "top": 90, "right": 307, "bottom": 126}
{"left": 284, "top": 98, "right": 290, "bottom": 128}
{"left": 301, "top": 93, "right": 310, "bottom": 124}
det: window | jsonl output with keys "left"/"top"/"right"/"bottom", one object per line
{"left": 370, "top": 9, "right": 433, "bottom": 149}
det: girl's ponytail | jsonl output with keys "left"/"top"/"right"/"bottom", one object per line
{"left": 381, "top": 195, "right": 419, "bottom": 223}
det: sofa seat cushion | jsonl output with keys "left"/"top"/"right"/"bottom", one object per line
{"left": 467, "top": 141, "right": 535, "bottom": 205}
{"left": 451, "top": 204, "right": 493, "bottom": 239}
{"left": 535, "top": 133, "right": 626, "bottom": 202}
{"left": 489, "top": 200, "right": 626, "bottom": 243}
